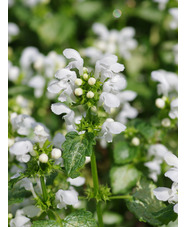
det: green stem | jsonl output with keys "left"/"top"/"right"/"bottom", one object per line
{"left": 91, "top": 151, "right": 103, "bottom": 227}
{"left": 40, "top": 176, "right": 48, "bottom": 202}
{"left": 109, "top": 195, "right": 132, "bottom": 200}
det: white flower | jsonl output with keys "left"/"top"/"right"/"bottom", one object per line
{"left": 51, "top": 103, "right": 75, "bottom": 126}
{"left": 117, "top": 90, "right": 137, "bottom": 102}
{"left": 144, "top": 144, "right": 169, "bottom": 182}
{"left": 86, "top": 91, "right": 94, "bottom": 98}
{"left": 91, "top": 23, "right": 137, "bottom": 60}
{"left": 95, "top": 55, "right": 124, "bottom": 82}
{"left": 118, "top": 27, "right": 138, "bottom": 59}
{"left": 20, "top": 47, "right": 40, "bottom": 79}
{"left": 16, "top": 178, "right": 37, "bottom": 198}
{"left": 154, "top": 182, "right": 178, "bottom": 214}
{"left": 169, "top": 98, "right": 178, "bottom": 119}
{"left": 44, "top": 51, "right": 66, "bottom": 78}
{"left": 151, "top": 70, "right": 178, "bottom": 97}
{"left": 10, "top": 209, "right": 31, "bottom": 227}
{"left": 34, "top": 124, "right": 49, "bottom": 147}
{"left": 52, "top": 133, "right": 66, "bottom": 149}
{"left": 10, "top": 113, "right": 36, "bottom": 136}
{"left": 67, "top": 176, "right": 85, "bottom": 187}
{"left": 8, "top": 61, "right": 20, "bottom": 82}
{"left": 9, "top": 140, "right": 33, "bottom": 163}
{"left": 153, "top": 152, "right": 178, "bottom": 213}
{"left": 55, "top": 188, "right": 79, "bottom": 209}
{"left": 81, "top": 47, "right": 103, "bottom": 64}
{"left": 39, "top": 153, "right": 48, "bottom": 163}
{"left": 8, "top": 22, "right": 19, "bottom": 43}
{"left": 22, "top": 205, "right": 40, "bottom": 218}
{"left": 28, "top": 75, "right": 45, "bottom": 98}
{"left": 116, "top": 103, "right": 138, "bottom": 124}
{"left": 51, "top": 148, "right": 62, "bottom": 159}
{"left": 100, "top": 118, "right": 126, "bottom": 142}
{"left": 169, "top": 8, "right": 178, "bottom": 29}
{"left": 164, "top": 152, "right": 178, "bottom": 183}
{"left": 103, "top": 74, "right": 127, "bottom": 94}
{"left": 63, "top": 48, "right": 84, "bottom": 75}
{"left": 48, "top": 68, "right": 77, "bottom": 102}
{"left": 115, "top": 90, "right": 138, "bottom": 123}
{"left": 99, "top": 92, "right": 120, "bottom": 113}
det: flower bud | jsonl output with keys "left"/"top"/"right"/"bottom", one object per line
{"left": 8, "top": 213, "right": 13, "bottom": 219}
{"left": 161, "top": 118, "right": 171, "bottom": 127}
{"left": 39, "top": 153, "right": 48, "bottom": 163}
{"left": 75, "top": 88, "right": 83, "bottom": 96}
{"left": 83, "top": 67, "right": 88, "bottom": 73}
{"left": 75, "top": 78, "right": 83, "bottom": 86}
{"left": 88, "top": 77, "right": 96, "bottom": 85}
{"left": 86, "top": 91, "right": 94, "bottom": 98}
{"left": 131, "top": 137, "right": 140, "bottom": 146}
{"left": 91, "top": 106, "right": 97, "bottom": 112}
{"left": 83, "top": 73, "right": 88, "bottom": 80}
{"left": 8, "top": 138, "right": 15, "bottom": 147}
{"left": 51, "top": 148, "right": 62, "bottom": 159}
{"left": 155, "top": 98, "right": 165, "bottom": 109}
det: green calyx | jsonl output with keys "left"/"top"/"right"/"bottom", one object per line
{"left": 85, "top": 185, "right": 112, "bottom": 202}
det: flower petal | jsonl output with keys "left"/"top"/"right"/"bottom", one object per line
{"left": 173, "top": 203, "right": 178, "bottom": 213}
{"left": 164, "top": 152, "right": 178, "bottom": 168}
{"left": 108, "top": 121, "right": 126, "bottom": 134}
{"left": 55, "top": 68, "right": 76, "bottom": 81}
{"left": 164, "top": 167, "right": 178, "bottom": 182}
{"left": 51, "top": 103, "right": 71, "bottom": 115}
{"left": 63, "top": 48, "right": 82, "bottom": 61}
{"left": 110, "top": 63, "right": 125, "bottom": 73}
{"left": 153, "top": 187, "right": 172, "bottom": 201}
{"left": 47, "top": 80, "right": 62, "bottom": 94}
{"left": 67, "top": 177, "right": 85, "bottom": 187}
{"left": 100, "top": 92, "right": 120, "bottom": 108}
{"left": 9, "top": 141, "right": 33, "bottom": 155}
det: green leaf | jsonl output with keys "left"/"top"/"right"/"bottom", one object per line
{"left": 8, "top": 174, "right": 25, "bottom": 189}
{"left": 8, "top": 187, "right": 31, "bottom": 205}
{"left": 75, "top": 1, "right": 102, "bottom": 20}
{"left": 36, "top": 14, "right": 75, "bottom": 46}
{"left": 113, "top": 141, "right": 138, "bottom": 164}
{"left": 63, "top": 210, "right": 98, "bottom": 227}
{"left": 110, "top": 165, "right": 141, "bottom": 194}
{"left": 129, "top": 119, "right": 156, "bottom": 140}
{"left": 32, "top": 220, "right": 60, "bottom": 227}
{"left": 62, "top": 132, "right": 88, "bottom": 178}
{"left": 126, "top": 178, "right": 177, "bottom": 226}
{"left": 84, "top": 132, "right": 96, "bottom": 156}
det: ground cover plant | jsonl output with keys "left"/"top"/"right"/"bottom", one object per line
{"left": 8, "top": 0, "right": 178, "bottom": 226}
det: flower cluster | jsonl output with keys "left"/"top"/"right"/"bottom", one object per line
{"left": 48, "top": 48, "right": 126, "bottom": 142}
{"left": 81, "top": 23, "right": 137, "bottom": 63}
{"left": 144, "top": 144, "right": 170, "bottom": 182}
{"left": 151, "top": 69, "right": 178, "bottom": 126}
{"left": 153, "top": 152, "right": 178, "bottom": 213}
{"left": 9, "top": 47, "right": 66, "bottom": 99}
